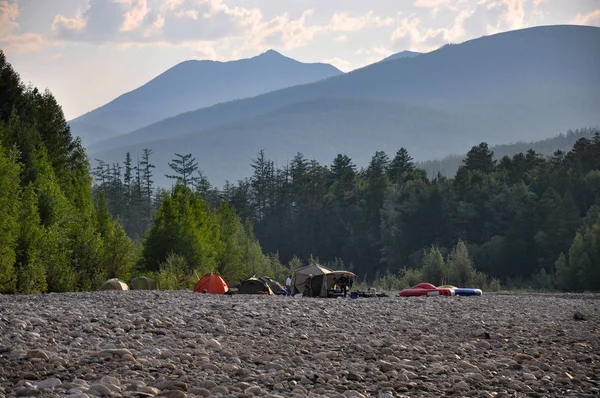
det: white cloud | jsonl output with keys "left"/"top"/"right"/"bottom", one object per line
{"left": 414, "top": 0, "right": 452, "bottom": 7}
{"left": 0, "top": 0, "right": 18, "bottom": 37}
{"left": 0, "top": 0, "right": 46, "bottom": 53}
{"left": 500, "top": 0, "right": 527, "bottom": 30}
{"left": 121, "top": 0, "right": 150, "bottom": 32}
{"left": 571, "top": 9, "right": 600, "bottom": 26}
{"left": 328, "top": 11, "right": 394, "bottom": 32}
{"left": 49, "top": 1, "right": 401, "bottom": 58}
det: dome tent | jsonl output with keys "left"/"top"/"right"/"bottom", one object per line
{"left": 194, "top": 273, "right": 229, "bottom": 294}
{"left": 238, "top": 277, "right": 273, "bottom": 295}
{"left": 129, "top": 276, "right": 157, "bottom": 290}
{"left": 100, "top": 278, "right": 129, "bottom": 291}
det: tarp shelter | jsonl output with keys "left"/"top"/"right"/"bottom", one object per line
{"left": 291, "top": 264, "right": 332, "bottom": 298}
{"left": 194, "top": 273, "right": 229, "bottom": 294}
{"left": 260, "top": 277, "right": 286, "bottom": 295}
{"left": 129, "top": 276, "right": 157, "bottom": 290}
{"left": 100, "top": 278, "right": 129, "bottom": 291}
{"left": 328, "top": 271, "right": 357, "bottom": 288}
{"left": 238, "top": 277, "right": 274, "bottom": 295}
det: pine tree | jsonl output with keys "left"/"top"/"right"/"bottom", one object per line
{"left": 15, "top": 184, "right": 47, "bottom": 293}
{"left": 166, "top": 153, "right": 198, "bottom": 188}
{"left": 389, "top": 148, "right": 415, "bottom": 183}
{"left": 0, "top": 145, "right": 21, "bottom": 293}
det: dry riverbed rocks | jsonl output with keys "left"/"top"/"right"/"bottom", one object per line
{"left": 0, "top": 291, "right": 598, "bottom": 397}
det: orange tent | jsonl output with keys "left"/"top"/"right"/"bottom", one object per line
{"left": 194, "top": 273, "right": 229, "bottom": 295}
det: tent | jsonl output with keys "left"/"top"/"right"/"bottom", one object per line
{"left": 238, "top": 277, "right": 274, "bottom": 295}
{"left": 129, "top": 276, "right": 157, "bottom": 290}
{"left": 260, "top": 277, "right": 286, "bottom": 295}
{"left": 291, "top": 264, "right": 332, "bottom": 298}
{"left": 194, "top": 273, "right": 229, "bottom": 294}
{"left": 100, "top": 278, "right": 129, "bottom": 291}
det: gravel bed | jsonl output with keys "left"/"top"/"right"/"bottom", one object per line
{"left": 0, "top": 291, "right": 598, "bottom": 397}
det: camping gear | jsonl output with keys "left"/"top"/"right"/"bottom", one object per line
{"left": 438, "top": 285, "right": 483, "bottom": 296}
{"left": 399, "top": 283, "right": 455, "bottom": 297}
{"left": 129, "top": 276, "right": 157, "bottom": 290}
{"left": 194, "top": 273, "right": 229, "bottom": 294}
{"left": 350, "top": 291, "right": 389, "bottom": 298}
{"left": 260, "top": 277, "right": 286, "bottom": 295}
{"left": 100, "top": 278, "right": 129, "bottom": 291}
{"left": 291, "top": 264, "right": 332, "bottom": 298}
{"left": 238, "top": 277, "right": 274, "bottom": 295}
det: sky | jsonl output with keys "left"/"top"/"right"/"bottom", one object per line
{"left": 1, "top": 0, "right": 599, "bottom": 120}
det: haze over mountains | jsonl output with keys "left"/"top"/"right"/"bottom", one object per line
{"left": 70, "top": 50, "right": 341, "bottom": 145}
{"left": 84, "top": 25, "right": 600, "bottom": 186}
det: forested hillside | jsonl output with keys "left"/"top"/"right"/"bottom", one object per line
{"left": 419, "top": 128, "right": 599, "bottom": 177}
{"left": 94, "top": 129, "right": 600, "bottom": 292}
{"left": 0, "top": 51, "right": 279, "bottom": 293}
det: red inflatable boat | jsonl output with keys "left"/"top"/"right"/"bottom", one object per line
{"left": 399, "top": 283, "right": 455, "bottom": 297}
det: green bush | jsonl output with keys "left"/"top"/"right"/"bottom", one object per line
{"left": 157, "top": 253, "right": 193, "bottom": 290}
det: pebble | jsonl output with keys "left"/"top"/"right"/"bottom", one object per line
{"left": 0, "top": 291, "right": 597, "bottom": 397}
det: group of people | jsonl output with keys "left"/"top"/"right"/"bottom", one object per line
{"left": 284, "top": 273, "right": 350, "bottom": 298}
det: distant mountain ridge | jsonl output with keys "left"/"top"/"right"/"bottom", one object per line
{"left": 70, "top": 50, "right": 342, "bottom": 145}
{"left": 379, "top": 50, "right": 422, "bottom": 63}
{"left": 87, "top": 25, "right": 600, "bottom": 186}
{"left": 418, "top": 127, "right": 600, "bottom": 178}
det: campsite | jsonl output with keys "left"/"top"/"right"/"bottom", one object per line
{"left": 0, "top": 290, "right": 598, "bottom": 397}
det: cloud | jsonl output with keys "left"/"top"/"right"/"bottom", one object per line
{"left": 328, "top": 11, "right": 394, "bottom": 32}
{"left": 50, "top": 1, "right": 399, "bottom": 57}
{"left": 0, "top": 0, "right": 46, "bottom": 53}
{"left": 414, "top": 0, "right": 452, "bottom": 7}
{"left": 571, "top": 9, "right": 600, "bottom": 26}
{"left": 0, "top": 0, "right": 18, "bottom": 37}
{"left": 334, "top": 34, "right": 348, "bottom": 42}
{"left": 390, "top": 0, "right": 539, "bottom": 52}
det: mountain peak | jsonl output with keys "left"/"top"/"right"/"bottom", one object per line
{"left": 256, "top": 49, "right": 286, "bottom": 59}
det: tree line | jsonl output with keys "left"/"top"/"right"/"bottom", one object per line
{"left": 95, "top": 132, "right": 600, "bottom": 292}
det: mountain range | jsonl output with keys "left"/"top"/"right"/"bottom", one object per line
{"left": 81, "top": 25, "right": 600, "bottom": 186}
{"left": 70, "top": 50, "right": 342, "bottom": 145}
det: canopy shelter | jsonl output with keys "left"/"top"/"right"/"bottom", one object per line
{"left": 238, "top": 277, "right": 274, "bottom": 295}
{"left": 327, "top": 271, "right": 357, "bottom": 287}
{"left": 327, "top": 271, "right": 357, "bottom": 297}
{"left": 291, "top": 264, "right": 332, "bottom": 298}
{"left": 129, "top": 276, "right": 157, "bottom": 290}
{"left": 100, "top": 278, "right": 129, "bottom": 291}
{"left": 194, "top": 273, "right": 229, "bottom": 294}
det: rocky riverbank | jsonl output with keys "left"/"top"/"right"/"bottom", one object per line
{"left": 0, "top": 291, "right": 598, "bottom": 397}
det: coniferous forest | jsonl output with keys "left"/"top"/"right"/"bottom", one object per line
{"left": 1, "top": 50, "right": 599, "bottom": 294}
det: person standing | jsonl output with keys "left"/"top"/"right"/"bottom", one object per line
{"left": 304, "top": 274, "right": 313, "bottom": 297}
{"left": 285, "top": 274, "right": 292, "bottom": 296}
{"left": 339, "top": 274, "right": 349, "bottom": 297}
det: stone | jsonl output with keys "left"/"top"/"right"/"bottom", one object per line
{"left": 38, "top": 377, "right": 62, "bottom": 389}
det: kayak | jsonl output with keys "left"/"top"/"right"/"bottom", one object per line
{"left": 438, "top": 285, "right": 482, "bottom": 296}
{"left": 399, "top": 283, "right": 455, "bottom": 297}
